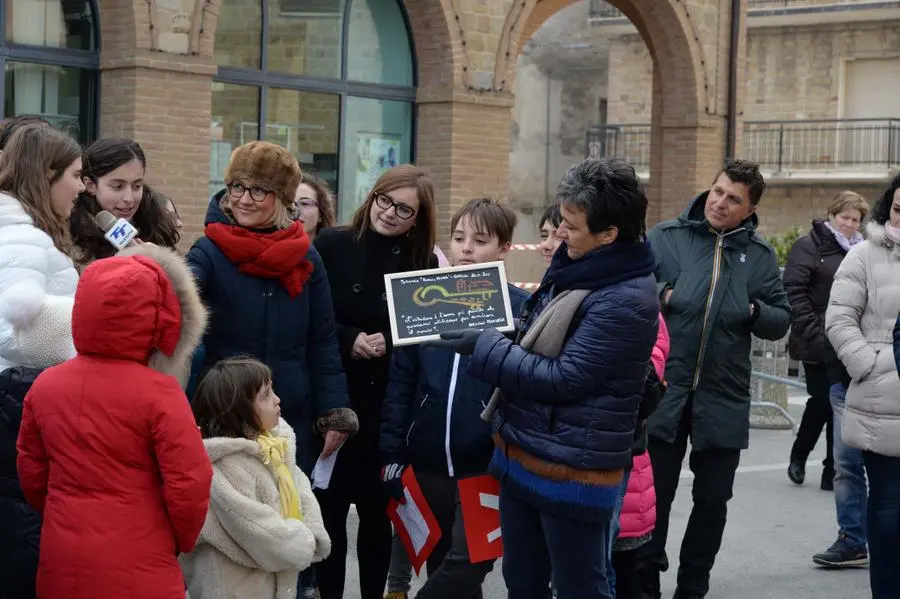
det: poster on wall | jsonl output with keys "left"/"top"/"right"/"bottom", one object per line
{"left": 355, "top": 133, "right": 401, "bottom": 207}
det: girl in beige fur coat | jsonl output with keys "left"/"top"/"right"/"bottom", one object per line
{"left": 182, "top": 357, "right": 331, "bottom": 599}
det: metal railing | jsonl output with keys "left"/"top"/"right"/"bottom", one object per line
{"left": 750, "top": 332, "right": 804, "bottom": 432}
{"left": 585, "top": 124, "right": 651, "bottom": 170}
{"left": 590, "top": 0, "right": 877, "bottom": 20}
{"left": 586, "top": 119, "right": 900, "bottom": 172}
{"left": 744, "top": 118, "right": 900, "bottom": 172}
{"left": 588, "top": 0, "right": 623, "bottom": 19}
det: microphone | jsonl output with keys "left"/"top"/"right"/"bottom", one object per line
{"left": 94, "top": 210, "right": 139, "bottom": 250}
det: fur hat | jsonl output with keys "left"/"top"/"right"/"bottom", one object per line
{"left": 224, "top": 141, "right": 301, "bottom": 207}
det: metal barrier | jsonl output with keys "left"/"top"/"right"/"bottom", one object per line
{"left": 750, "top": 332, "right": 803, "bottom": 433}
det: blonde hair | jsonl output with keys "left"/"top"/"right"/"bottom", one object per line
{"left": 827, "top": 191, "right": 869, "bottom": 221}
{"left": 220, "top": 192, "right": 294, "bottom": 230}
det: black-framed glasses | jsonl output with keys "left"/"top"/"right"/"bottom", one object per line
{"left": 374, "top": 192, "right": 416, "bottom": 220}
{"left": 227, "top": 182, "right": 271, "bottom": 202}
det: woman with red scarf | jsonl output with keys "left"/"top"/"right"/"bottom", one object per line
{"left": 187, "top": 141, "right": 358, "bottom": 478}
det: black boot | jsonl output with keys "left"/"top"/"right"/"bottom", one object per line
{"left": 787, "top": 460, "right": 805, "bottom": 485}
{"left": 820, "top": 465, "right": 835, "bottom": 491}
{"left": 672, "top": 590, "right": 704, "bottom": 599}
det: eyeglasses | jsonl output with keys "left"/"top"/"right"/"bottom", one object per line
{"left": 227, "top": 182, "right": 271, "bottom": 202}
{"left": 296, "top": 198, "right": 318, "bottom": 210}
{"left": 374, "top": 192, "right": 416, "bottom": 220}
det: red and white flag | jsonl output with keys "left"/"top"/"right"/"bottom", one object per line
{"left": 458, "top": 475, "right": 503, "bottom": 563}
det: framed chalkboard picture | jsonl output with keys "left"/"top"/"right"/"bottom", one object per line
{"left": 384, "top": 261, "right": 516, "bottom": 347}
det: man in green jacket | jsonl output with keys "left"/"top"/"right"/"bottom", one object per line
{"left": 636, "top": 160, "right": 790, "bottom": 599}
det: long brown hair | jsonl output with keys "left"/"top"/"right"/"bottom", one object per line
{"left": 0, "top": 123, "right": 82, "bottom": 256}
{"left": 192, "top": 357, "right": 273, "bottom": 439}
{"left": 299, "top": 171, "right": 336, "bottom": 234}
{"left": 70, "top": 138, "right": 180, "bottom": 264}
{"left": 350, "top": 164, "right": 436, "bottom": 269}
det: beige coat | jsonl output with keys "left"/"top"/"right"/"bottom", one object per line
{"left": 180, "top": 419, "right": 331, "bottom": 599}
{"left": 826, "top": 222, "right": 900, "bottom": 457}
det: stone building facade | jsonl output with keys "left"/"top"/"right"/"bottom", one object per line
{"left": 1, "top": 0, "right": 747, "bottom": 270}
{"left": 590, "top": 0, "right": 900, "bottom": 236}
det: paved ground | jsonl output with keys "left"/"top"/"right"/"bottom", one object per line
{"left": 341, "top": 393, "right": 870, "bottom": 598}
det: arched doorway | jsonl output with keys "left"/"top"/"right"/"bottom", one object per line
{"left": 409, "top": 0, "right": 742, "bottom": 237}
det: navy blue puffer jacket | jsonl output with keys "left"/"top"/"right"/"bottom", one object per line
{"left": 380, "top": 284, "right": 529, "bottom": 478}
{"left": 468, "top": 244, "right": 659, "bottom": 472}
{"left": 187, "top": 193, "right": 349, "bottom": 472}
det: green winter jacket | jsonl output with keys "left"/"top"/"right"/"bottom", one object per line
{"left": 647, "top": 192, "right": 790, "bottom": 450}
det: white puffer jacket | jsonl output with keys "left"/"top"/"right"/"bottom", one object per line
{"left": 0, "top": 192, "right": 78, "bottom": 371}
{"left": 180, "top": 418, "right": 331, "bottom": 599}
{"left": 826, "top": 221, "right": 900, "bottom": 458}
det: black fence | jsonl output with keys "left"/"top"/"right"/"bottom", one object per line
{"left": 743, "top": 119, "right": 900, "bottom": 171}
{"left": 588, "top": 0, "right": 624, "bottom": 19}
{"left": 585, "top": 119, "right": 900, "bottom": 173}
{"left": 591, "top": 0, "right": 867, "bottom": 19}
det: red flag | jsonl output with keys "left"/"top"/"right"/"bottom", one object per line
{"left": 386, "top": 467, "right": 442, "bottom": 575}
{"left": 458, "top": 475, "right": 503, "bottom": 563}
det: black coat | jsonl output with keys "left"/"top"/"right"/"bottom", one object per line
{"left": 0, "top": 366, "right": 41, "bottom": 599}
{"left": 784, "top": 219, "right": 847, "bottom": 368}
{"left": 313, "top": 227, "right": 436, "bottom": 478}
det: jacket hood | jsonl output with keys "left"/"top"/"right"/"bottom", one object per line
{"left": 865, "top": 221, "right": 894, "bottom": 248}
{"left": 204, "top": 190, "right": 231, "bottom": 227}
{"left": 680, "top": 191, "right": 759, "bottom": 232}
{"left": 72, "top": 244, "right": 207, "bottom": 385}
{"left": 809, "top": 218, "right": 844, "bottom": 254}
{"left": 203, "top": 418, "right": 297, "bottom": 465}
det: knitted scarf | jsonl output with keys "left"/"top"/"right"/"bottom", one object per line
{"left": 205, "top": 221, "right": 313, "bottom": 298}
{"left": 257, "top": 432, "right": 302, "bottom": 521}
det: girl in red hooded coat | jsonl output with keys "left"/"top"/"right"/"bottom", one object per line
{"left": 15, "top": 243, "right": 213, "bottom": 599}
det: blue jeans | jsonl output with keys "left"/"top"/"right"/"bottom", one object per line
{"left": 830, "top": 383, "right": 867, "bottom": 550}
{"left": 606, "top": 470, "right": 631, "bottom": 599}
{"left": 862, "top": 451, "right": 900, "bottom": 599}
{"left": 500, "top": 483, "right": 613, "bottom": 599}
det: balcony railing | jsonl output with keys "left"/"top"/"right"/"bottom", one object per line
{"left": 744, "top": 119, "right": 900, "bottom": 171}
{"left": 588, "top": 0, "right": 623, "bottom": 19}
{"left": 589, "top": 0, "right": 885, "bottom": 20}
{"left": 585, "top": 119, "right": 900, "bottom": 173}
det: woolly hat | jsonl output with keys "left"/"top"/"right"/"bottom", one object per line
{"left": 224, "top": 141, "right": 301, "bottom": 207}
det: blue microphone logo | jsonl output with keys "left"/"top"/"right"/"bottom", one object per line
{"left": 110, "top": 222, "right": 130, "bottom": 241}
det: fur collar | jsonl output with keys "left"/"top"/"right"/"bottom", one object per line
{"left": 116, "top": 244, "right": 207, "bottom": 385}
{"left": 204, "top": 418, "right": 298, "bottom": 466}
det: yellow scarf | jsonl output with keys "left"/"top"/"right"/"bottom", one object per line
{"left": 257, "top": 432, "right": 302, "bottom": 521}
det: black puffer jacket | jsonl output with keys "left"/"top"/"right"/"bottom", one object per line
{"left": 784, "top": 219, "right": 848, "bottom": 368}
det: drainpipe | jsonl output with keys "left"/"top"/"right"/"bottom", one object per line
{"left": 545, "top": 68, "right": 553, "bottom": 205}
{"left": 726, "top": 0, "right": 741, "bottom": 159}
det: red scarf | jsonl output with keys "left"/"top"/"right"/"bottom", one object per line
{"left": 205, "top": 221, "right": 313, "bottom": 298}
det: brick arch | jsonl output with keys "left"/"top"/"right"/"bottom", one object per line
{"left": 500, "top": 0, "right": 706, "bottom": 126}
{"left": 403, "top": 0, "right": 462, "bottom": 90}
{"left": 499, "top": 0, "right": 739, "bottom": 224}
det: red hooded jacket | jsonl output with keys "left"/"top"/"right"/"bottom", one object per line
{"left": 16, "top": 246, "right": 212, "bottom": 599}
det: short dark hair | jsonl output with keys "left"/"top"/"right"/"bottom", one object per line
{"left": 556, "top": 158, "right": 647, "bottom": 243}
{"left": 192, "top": 357, "right": 273, "bottom": 439}
{"left": 450, "top": 198, "right": 517, "bottom": 245}
{"left": 539, "top": 204, "right": 561, "bottom": 229}
{"left": 714, "top": 159, "right": 766, "bottom": 206}
{"left": 869, "top": 172, "right": 900, "bottom": 225}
